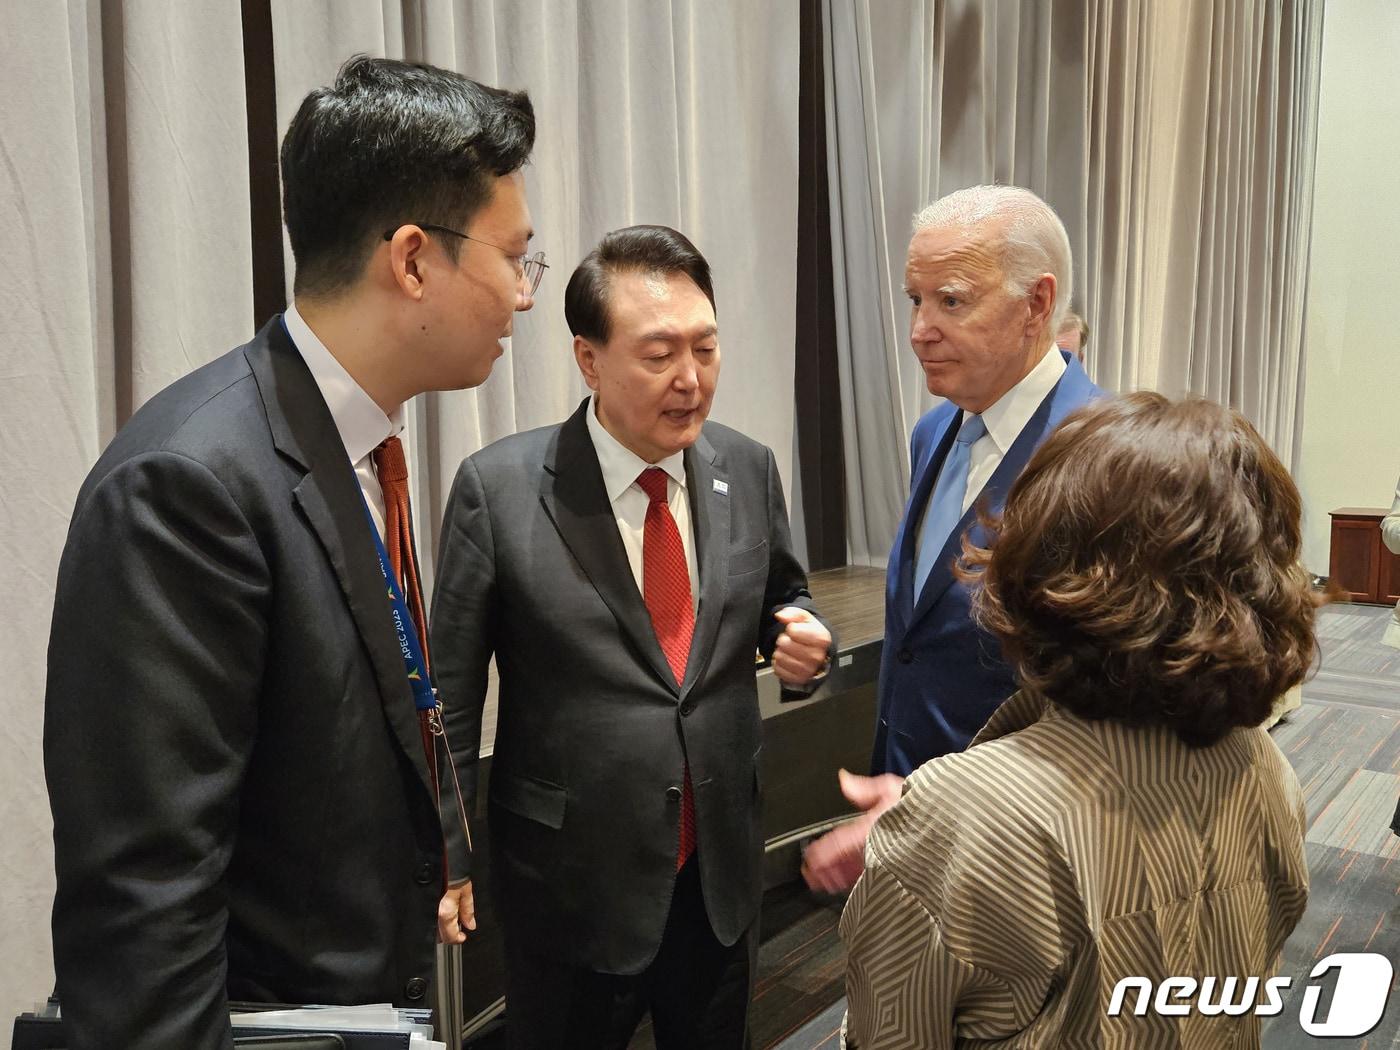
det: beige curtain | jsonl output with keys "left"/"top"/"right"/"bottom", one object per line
{"left": 1152, "top": 0, "right": 1322, "bottom": 470}
{"left": 826, "top": 0, "right": 1323, "bottom": 566}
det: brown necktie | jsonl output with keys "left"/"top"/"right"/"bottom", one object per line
{"left": 637, "top": 468, "right": 697, "bottom": 870}
{"left": 372, "top": 436, "right": 439, "bottom": 789}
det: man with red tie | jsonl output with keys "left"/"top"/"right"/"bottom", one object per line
{"left": 44, "top": 57, "right": 538, "bottom": 1049}
{"left": 431, "top": 225, "right": 834, "bottom": 1049}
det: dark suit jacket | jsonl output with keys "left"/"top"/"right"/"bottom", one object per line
{"left": 430, "top": 400, "right": 822, "bottom": 975}
{"left": 871, "top": 350, "right": 1101, "bottom": 776}
{"left": 44, "top": 318, "right": 464, "bottom": 1050}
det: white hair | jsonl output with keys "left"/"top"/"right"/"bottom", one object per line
{"left": 913, "top": 184, "right": 1073, "bottom": 335}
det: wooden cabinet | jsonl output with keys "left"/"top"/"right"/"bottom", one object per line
{"left": 1329, "top": 507, "right": 1400, "bottom": 604}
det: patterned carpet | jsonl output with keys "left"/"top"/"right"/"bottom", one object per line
{"left": 753, "top": 602, "right": 1400, "bottom": 1050}
{"left": 1265, "top": 603, "right": 1400, "bottom": 1048}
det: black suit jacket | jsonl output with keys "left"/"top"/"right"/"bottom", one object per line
{"left": 44, "top": 318, "right": 464, "bottom": 1049}
{"left": 430, "top": 400, "right": 823, "bottom": 974}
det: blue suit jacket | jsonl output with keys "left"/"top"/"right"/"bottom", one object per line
{"left": 871, "top": 350, "right": 1101, "bottom": 776}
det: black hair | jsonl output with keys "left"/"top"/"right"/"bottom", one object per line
{"left": 564, "top": 225, "right": 716, "bottom": 343}
{"left": 280, "top": 54, "right": 535, "bottom": 298}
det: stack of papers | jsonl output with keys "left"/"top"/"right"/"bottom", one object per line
{"left": 229, "top": 1004, "right": 445, "bottom": 1050}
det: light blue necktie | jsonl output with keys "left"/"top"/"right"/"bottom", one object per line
{"left": 914, "top": 413, "right": 986, "bottom": 597}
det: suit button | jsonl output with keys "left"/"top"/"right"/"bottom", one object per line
{"left": 666, "top": 786, "right": 682, "bottom": 802}
{"left": 414, "top": 861, "right": 435, "bottom": 886}
{"left": 405, "top": 976, "right": 428, "bottom": 1001}
{"left": 897, "top": 648, "right": 913, "bottom": 664}
{"left": 680, "top": 700, "right": 695, "bottom": 717}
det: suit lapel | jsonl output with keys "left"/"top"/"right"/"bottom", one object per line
{"left": 539, "top": 402, "right": 679, "bottom": 693}
{"left": 680, "top": 433, "right": 728, "bottom": 701}
{"left": 907, "top": 354, "right": 1092, "bottom": 630}
{"left": 244, "top": 318, "right": 435, "bottom": 797}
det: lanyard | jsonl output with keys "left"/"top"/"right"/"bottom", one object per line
{"left": 359, "top": 498, "right": 439, "bottom": 716}
{"left": 356, "top": 446, "right": 475, "bottom": 852}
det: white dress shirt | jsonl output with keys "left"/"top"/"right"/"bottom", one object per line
{"left": 947, "top": 345, "right": 1068, "bottom": 514}
{"left": 284, "top": 303, "right": 404, "bottom": 542}
{"left": 957, "top": 345, "right": 1064, "bottom": 515}
{"left": 585, "top": 396, "right": 701, "bottom": 613}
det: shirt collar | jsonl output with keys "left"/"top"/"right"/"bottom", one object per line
{"left": 585, "top": 395, "right": 688, "bottom": 503}
{"left": 977, "top": 345, "right": 1068, "bottom": 453}
{"left": 968, "top": 689, "right": 1057, "bottom": 747}
{"left": 284, "top": 302, "right": 404, "bottom": 465}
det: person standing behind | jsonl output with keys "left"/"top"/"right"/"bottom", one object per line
{"left": 1383, "top": 472, "right": 1400, "bottom": 650}
{"left": 44, "top": 56, "right": 540, "bottom": 1049}
{"left": 840, "top": 394, "right": 1314, "bottom": 1049}
{"left": 1380, "top": 474, "right": 1400, "bottom": 835}
{"left": 431, "top": 225, "right": 833, "bottom": 1049}
{"left": 1056, "top": 306, "right": 1089, "bottom": 363}
{"left": 803, "top": 185, "right": 1100, "bottom": 895}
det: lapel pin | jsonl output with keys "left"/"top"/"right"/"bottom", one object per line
{"left": 713, "top": 479, "right": 729, "bottom": 495}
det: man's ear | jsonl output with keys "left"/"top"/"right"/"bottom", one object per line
{"left": 384, "top": 225, "right": 432, "bottom": 301}
{"left": 573, "top": 335, "right": 603, "bottom": 391}
{"left": 1025, "top": 273, "right": 1056, "bottom": 339}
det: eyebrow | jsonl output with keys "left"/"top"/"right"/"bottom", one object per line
{"left": 640, "top": 324, "right": 719, "bottom": 343}
{"left": 937, "top": 280, "right": 972, "bottom": 296}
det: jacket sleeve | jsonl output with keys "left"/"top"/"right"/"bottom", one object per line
{"left": 840, "top": 860, "right": 981, "bottom": 1050}
{"left": 45, "top": 451, "right": 270, "bottom": 1050}
{"left": 843, "top": 760, "right": 1075, "bottom": 1048}
{"left": 755, "top": 447, "right": 837, "bottom": 700}
{"left": 840, "top": 790, "right": 1038, "bottom": 1050}
{"left": 430, "top": 456, "right": 499, "bottom": 881}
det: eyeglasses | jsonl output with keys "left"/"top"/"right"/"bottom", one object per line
{"left": 383, "top": 223, "right": 549, "bottom": 297}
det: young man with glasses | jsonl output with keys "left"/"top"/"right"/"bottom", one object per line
{"left": 44, "top": 56, "right": 536, "bottom": 1049}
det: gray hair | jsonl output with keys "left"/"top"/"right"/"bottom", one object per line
{"left": 913, "top": 185, "right": 1073, "bottom": 335}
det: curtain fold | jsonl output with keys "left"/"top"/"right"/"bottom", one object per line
{"left": 826, "top": 0, "right": 1323, "bottom": 566}
{"left": 822, "top": 0, "right": 914, "bottom": 566}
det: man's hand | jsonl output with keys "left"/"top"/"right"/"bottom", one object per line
{"left": 438, "top": 878, "right": 476, "bottom": 944}
{"left": 772, "top": 606, "right": 833, "bottom": 685}
{"left": 801, "top": 769, "right": 904, "bottom": 895}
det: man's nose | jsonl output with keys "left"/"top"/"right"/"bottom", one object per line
{"left": 911, "top": 304, "right": 940, "bottom": 342}
{"left": 674, "top": 357, "right": 699, "bottom": 390}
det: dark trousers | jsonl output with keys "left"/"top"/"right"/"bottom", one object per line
{"left": 503, "top": 856, "right": 756, "bottom": 1050}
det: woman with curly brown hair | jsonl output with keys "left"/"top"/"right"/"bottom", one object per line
{"left": 840, "top": 393, "right": 1317, "bottom": 1049}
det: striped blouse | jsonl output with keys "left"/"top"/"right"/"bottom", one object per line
{"left": 840, "top": 690, "right": 1309, "bottom": 1049}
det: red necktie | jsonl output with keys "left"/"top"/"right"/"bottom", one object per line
{"left": 637, "top": 468, "right": 697, "bottom": 870}
{"left": 372, "top": 437, "right": 439, "bottom": 788}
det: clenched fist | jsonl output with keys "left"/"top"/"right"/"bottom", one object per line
{"left": 771, "top": 606, "right": 832, "bottom": 685}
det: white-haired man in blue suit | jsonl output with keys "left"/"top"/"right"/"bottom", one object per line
{"left": 804, "top": 185, "right": 1102, "bottom": 893}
